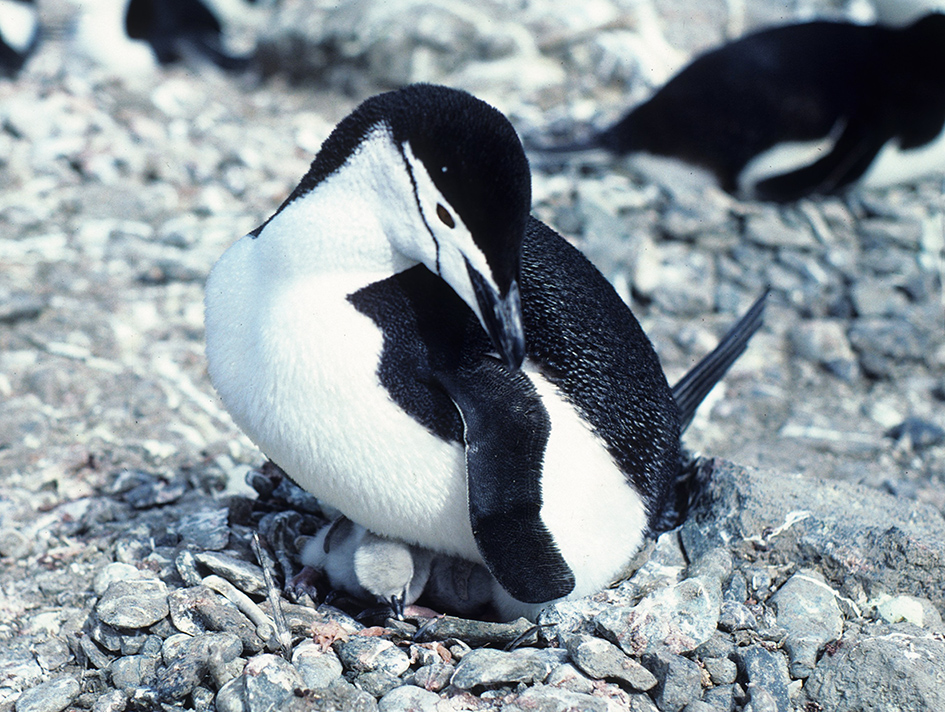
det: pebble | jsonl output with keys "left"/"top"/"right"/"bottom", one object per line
{"left": 642, "top": 650, "right": 703, "bottom": 712}
{"left": 334, "top": 636, "right": 411, "bottom": 676}
{"left": 355, "top": 670, "right": 404, "bottom": 697}
{"left": 769, "top": 570, "right": 843, "bottom": 678}
{"left": 243, "top": 654, "right": 304, "bottom": 712}
{"left": 13, "top": 677, "right": 80, "bottom": 712}
{"left": 413, "top": 615, "right": 534, "bottom": 648}
{"left": 566, "top": 634, "right": 657, "bottom": 691}
{"left": 407, "top": 662, "right": 454, "bottom": 693}
{"left": 292, "top": 641, "right": 344, "bottom": 689}
{"left": 95, "top": 579, "right": 169, "bottom": 629}
{"left": 108, "top": 654, "right": 159, "bottom": 691}
{"left": 450, "top": 647, "right": 559, "bottom": 690}
{"left": 167, "top": 585, "right": 264, "bottom": 653}
{"left": 377, "top": 684, "right": 441, "bottom": 712}
{"left": 732, "top": 646, "right": 790, "bottom": 712}
{"left": 195, "top": 551, "right": 267, "bottom": 596}
{"left": 177, "top": 508, "right": 231, "bottom": 550}
{"left": 596, "top": 576, "right": 721, "bottom": 656}
{"left": 545, "top": 662, "right": 595, "bottom": 694}
{"left": 875, "top": 594, "right": 943, "bottom": 628}
{"left": 702, "top": 656, "right": 737, "bottom": 686}
{"left": 506, "top": 684, "right": 611, "bottom": 712}
{"left": 90, "top": 689, "right": 127, "bottom": 712}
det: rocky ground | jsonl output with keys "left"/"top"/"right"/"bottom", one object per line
{"left": 2, "top": 0, "right": 945, "bottom": 711}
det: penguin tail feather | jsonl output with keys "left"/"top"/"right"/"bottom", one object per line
{"left": 671, "top": 291, "right": 768, "bottom": 433}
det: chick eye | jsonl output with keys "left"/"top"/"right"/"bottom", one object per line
{"left": 436, "top": 203, "right": 455, "bottom": 229}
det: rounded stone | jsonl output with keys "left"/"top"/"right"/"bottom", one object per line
{"left": 95, "top": 579, "right": 169, "bottom": 629}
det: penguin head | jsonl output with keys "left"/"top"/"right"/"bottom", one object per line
{"left": 279, "top": 84, "right": 531, "bottom": 368}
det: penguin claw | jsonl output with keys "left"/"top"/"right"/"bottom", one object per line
{"left": 285, "top": 565, "right": 321, "bottom": 603}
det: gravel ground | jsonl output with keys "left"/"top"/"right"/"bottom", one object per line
{"left": 2, "top": 0, "right": 945, "bottom": 710}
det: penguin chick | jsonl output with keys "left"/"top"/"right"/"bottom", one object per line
{"left": 534, "top": 14, "right": 945, "bottom": 202}
{"left": 302, "top": 517, "right": 431, "bottom": 617}
{"left": 205, "top": 83, "right": 753, "bottom": 622}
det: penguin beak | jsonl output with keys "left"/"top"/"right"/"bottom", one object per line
{"left": 467, "top": 264, "right": 526, "bottom": 370}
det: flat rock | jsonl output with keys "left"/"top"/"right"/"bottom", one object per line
{"left": 450, "top": 647, "right": 559, "bottom": 690}
{"left": 804, "top": 623, "right": 945, "bottom": 712}
{"left": 679, "top": 459, "right": 945, "bottom": 613}
{"left": 14, "top": 677, "right": 80, "bottom": 712}
{"left": 565, "top": 634, "right": 657, "bottom": 691}
{"left": 95, "top": 580, "right": 169, "bottom": 629}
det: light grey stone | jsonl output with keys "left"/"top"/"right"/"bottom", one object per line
{"left": 95, "top": 579, "right": 169, "bottom": 629}
{"left": 14, "top": 678, "right": 80, "bottom": 712}
{"left": 450, "top": 647, "right": 557, "bottom": 690}
{"left": 769, "top": 570, "right": 843, "bottom": 678}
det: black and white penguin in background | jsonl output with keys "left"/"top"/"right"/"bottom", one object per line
{"left": 533, "top": 13, "right": 945, "bottom": 203}
{"left": 0, "top": 0, "right": 39, "bottom": 77}
{"left": 205, "top": 84, "right": 764, "bottom": 621}
{"left": 73, "top": 0, "right": 254, "bottom": 73}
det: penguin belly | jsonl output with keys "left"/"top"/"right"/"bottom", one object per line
{"left": 525, "top": 365, "right": 649, "bottom": 599}
{"left": 205, "top": 239, "right": 478, "bottom": 560}
{"left": 860, "top": 129, "right": 945, "bottom": 187}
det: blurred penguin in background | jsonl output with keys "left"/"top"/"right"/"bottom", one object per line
{"left": 0, "top": 0, "right": 39, "bottom": 77}
{"left": 536, "top": 12, "right": 945, "bottom": 202}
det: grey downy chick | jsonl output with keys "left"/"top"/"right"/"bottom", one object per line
{"left": 302, "top": 516, "right": 431, "bottom": 618}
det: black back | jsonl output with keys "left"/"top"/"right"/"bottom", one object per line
{"left": 125, "top": 0, "right": 250, "bottom": 70}
{"left": 600, "top": 14, "right": 945, "bottom": 198}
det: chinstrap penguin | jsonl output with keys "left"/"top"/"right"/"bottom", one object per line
{"left": 75, "top": 0, "right": 253, "bottom": 73}
{"left": 299, "top": 293, "right": 765, "bottom": 621}
{"left": 0, "top": 0, "right": 38, "bottom": 77}
{"left": 533, "top": 13, "right": 945, "bottom": 202}
{"left": 205, "top": 83, "right": 761, "bottom": 621}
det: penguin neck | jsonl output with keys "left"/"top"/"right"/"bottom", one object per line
{"left": 253, "top": 131, "right": 422, "bottom": 280}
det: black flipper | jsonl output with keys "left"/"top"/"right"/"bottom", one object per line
{"left": 437, "top": 360, "right": 576, "bottom": 604}
{"left": 672, "top": 292, "right": 767, "bottom": 433}
{"left": 754, "top": 120, "right": 888, "bottom": 201}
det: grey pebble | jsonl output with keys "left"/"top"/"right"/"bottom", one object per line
{"left": 702, "top": 684, "right": 736, "bottom": 712}
{"left": 545, "top": 662, "right": 595, "bottom": 694}
{"left": 717, "top": 601, "right": 756, "bottom": 632}
{"left": 505, "top": 684, "right": 610, "bottom": 712}
{"left": 167, "top": 585, "right": 264, "bottom": 653}
{"left": 14, "top": 677, "right": 80, "bottom": 712}
{"left": 32, "top": 638, "right": 72, "bottom": 672}
{"left": 355, "top": 670, "right": 404, "bottom": 698}
{"left": 450, "top": 647, "right": 559, "bottom": 690}
{"left": 596, "top": 576, "right": 721, "bottom": 656}
{"left": 702, "top": 656, "right": 737, "bottom": 685}
{"left": 92, "top": 563, "right": 152, "bottom": 596}
{"left": 195, "top": 551, "right": 267, "bottom": 595}
{"left": 744, "top": 687, "right": 780, "bottom": 712}
{"left": 769, "top": 570, "right": 843, "bottom": 678}
{"left": 292, "top": 640, "right": 343, "bottom": 689}
{"left": 176, "top": 508, "right": 230, "bottom": 550}
{"left": 683, "top": 703, "right": 724, "bottom": 712}
{"left": 406, "top": 662, "right": 454, "bottom": 693}
{"left": 95, "top": 579, "right": 169, "bottom": 629}
{"left": 413, "top": 614, "right": 533, "bottom": 648}
{"left": 566, "top": 634, "right": 657, "bottom": 691}
{"left": 376, "top": 684, "right": 440, "bottom": 712}
{"left": 90, "top": 688, "right": 127, "bottom": 712}
{"left": 642, "top": 651, "right": 703, "bottom": 712}
{"left": 732, "top": 646, "right": 790, "bottom": 712}
{"left": 243, "top": 654, "right": 304, "bottom": 712}
{"left": 334, "top": 636, "right": 411, "bottom": 676}
{"left": 108, "top": 654, "right": 159, "bottom": 691}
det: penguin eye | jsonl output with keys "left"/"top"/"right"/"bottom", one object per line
{"left": 436, "top": 203, "right": 456, "bottom": 229}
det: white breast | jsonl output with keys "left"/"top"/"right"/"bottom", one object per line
{"left": 205, "top": 234, "right": 480, "bottom": 560}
